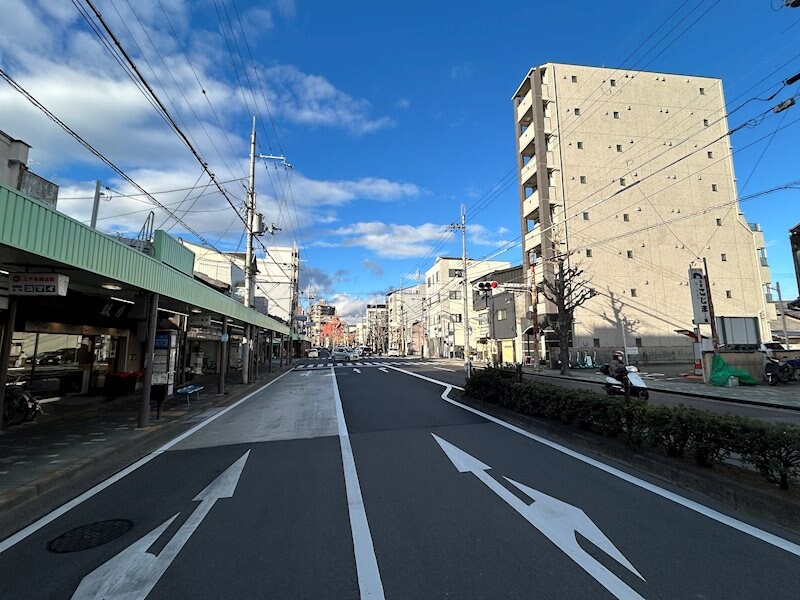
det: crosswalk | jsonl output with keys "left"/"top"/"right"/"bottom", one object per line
{"left": 294, "top": 360, "right": 437, "bottom": 370}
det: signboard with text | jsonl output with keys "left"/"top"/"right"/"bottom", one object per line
{"left": 688, "top": 268, "right": 710, "bottom": 324}
{"left": 9, "top": 273, "right": 68, "bottom": 296}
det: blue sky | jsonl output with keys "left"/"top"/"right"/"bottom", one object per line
{"left": 1, "top": 1, "right": 799, "bottom": 319}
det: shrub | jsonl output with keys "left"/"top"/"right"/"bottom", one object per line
{"left": 736, "top": 422, "right": 800, "bottom": 490}
{"left": 646, "top": 405, "right": 692, "bottom": 457}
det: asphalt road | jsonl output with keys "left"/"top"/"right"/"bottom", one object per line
{"left": 1, "top": 358, "right": 798, "bottom": 599}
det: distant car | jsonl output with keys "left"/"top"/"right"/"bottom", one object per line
{"left": 331, "top": 347, "right": 351, "bottom": 361}
{"left": 387, "top": 348, "right": 401, "bottom": 357}
{"left": 307, "top": 348, "right": 319, "bottom": 358}
{"left": 360, "top": 346, "right": 372, "bottom": 357}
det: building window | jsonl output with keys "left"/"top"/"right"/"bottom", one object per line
{"left": 448, "top": 268, "right": 463, "bottom": 278}
{"left": 707, "top": 151, "right": 713, "bottom": 159}
{"left": 610, "top": 79, "right": 616, "bottom": 87}
{"left": 593, "top": 338, "right": 600, "bottom": 347}
{"left": 721, "top": 253, "right": 727, "bottom": 262}
{"left": 574, "top": 107, "right": 581, "bottom": 116}
{"left": 582, "top": 212, "right": 590, "bottom": 220}
{"left": 623, "top": 213, "right": 630, "bottom": 222}
{"left": 577, "top": 141, "right": 584, "bottom": 149}
{"left": 580, "top": 175, "right": 587, "bottom": 184}
{"left": 449, "top": 290, "right": 462, "bottom": 300}
{"left": 627, "top": 250, "right": 634, "bottom": 259}
{"left": 703, "top": 118, "right": 709, "bottom": 127}
{"left": 616, "top": 144, "right": 623, "bottom": 152}
{"left": 571, "top": 75, "right": 577, "bottom": 83}
{"left": 630, "top": 288, "right": 638, "bottom": 297}
{"left": 711, "top": 183, "right": 718, "bottom": 192}
{"left": 586, "top": 248, "right": 593, "bottom": 257}
{"left": 699, "top": 87, "right": 705, "bottom": 95}
{"left": 716, "top": 218, "right": 722, "bottom": 226}
{"left": 496, "top": 309, "right": 507, "bottom": 321}
{"left": 427, "top": 277, "right": 431, "bottom": 288}
{"left": 453, "top": 314, "right": 462, "bottom": 323}
{"left": 613, "top": 111, "right": 620, "bottom": 119}
{"left": 620, "top": 177, "right": 626, "bottom": 186}
{"left": 635, "top": 337, "right": 642, "bottom": 347}
{"left": 725, "top": 290, "right": 732, "bottom": 299}
{"left": 435, "top": 272, "right": 440, "bottom": 282}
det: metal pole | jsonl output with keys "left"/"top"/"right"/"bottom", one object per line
{"left": 90, "top": 179, "right": 101, "bottom": 229}
{"left": 621, "top": 316, "right": 629, "bottom": 366}
{"left": 268, "top": 330, "right": 273, "bottom": 372}
{"left": 139, "top": 292, "right": 159, "bottom": 429}
{"left": 29, "top": 332, "right": 40, "bottom": 383}
{"left": 0, "top": 296, "right": 19, "bottom": 429}
{"left": 218, "top": 315, "right": 228, "bottom": 394}
{"left": 242, "top": 116, "right": 257, "bottom": 384}
{"left": 702, "top": 257, "right": 720, "bottom": 353}
{"left": 460, "top": 205, "right": 471, "bottom": 376}
{"left": 776, "top": 281, "right": 790, "bottom": 349}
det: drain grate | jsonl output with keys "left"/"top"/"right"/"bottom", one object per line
{"left": 47, "top": 519, "right": 133, "bottom": 553}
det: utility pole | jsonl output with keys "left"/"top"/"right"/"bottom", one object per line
{"left": 775, "top": 281, "right": 790, "bottom": 349}
{"left": 399, "top": 276, "right": 404, "bottom": 355}
{"left": 90, "top": 179, "right": 102, "bottom": 229}
{"left": 702, "top": 257, "right": 719, "bottom": 353}
{"left": 242, "top": 116, "right": 257, "bottom": 385}
{"left": 289, "top": 245, "right": 299, "bottom": 363}
{"left": 448, "top": 205, "right": 471, "bottom": 377}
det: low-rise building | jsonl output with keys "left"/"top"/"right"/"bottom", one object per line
{"left": 386, "top": 282, "right": 426, "bottom": 354}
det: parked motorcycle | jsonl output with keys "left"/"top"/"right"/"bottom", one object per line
{"left": 765, "top": 356, "right": 800, "bottom": 386}
{"left": 600, "top": 364, "right": 649, "bottom": 400}
{"left": 2, "top": 378, "right": 44, "bottom": 427}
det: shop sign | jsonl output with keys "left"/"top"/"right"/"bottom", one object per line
{"left": 9, "top": 273, "right": 68, "bottom": 296}
{"left": 688, "top": 268, "right": 710, "bottom": 324}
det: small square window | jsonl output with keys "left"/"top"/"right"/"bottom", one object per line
{"left": 699, "top": 87, "right": 705, "bottom": 95}
{"left": 583, "top": 212, "right": 590, "bottom": 220}
{"left": 707, "top": 151, "right": 713, "bottom": 159}
{"left": 620, "top": 177, "right": 626, "bottom": 186}
{"left": 577, "top": 141, "right": 584, "bottom": 149}
{"left": 610, "top": 79, "right": 616, "bottom": 87}
{"left": 586, "top": 248, "right": 593, "bottom": 257}
{"left": 703, "top": 118, "right": 709, "bottom": 127}
{"left": 580, "top": 175, "right": 587, "bottom": 184}
{"left": 627, "top": 250, "right": 634, "bottom": 259}
{"left": 574, "top": 107, "right": 581, "bottom": 116}
{"left": 593, "top": 338, "right": 600, "bottom": 348}
{"left": 571, "top": 75, "right": 577, "bottom": 83}
{"left": 613, "top": 111, "right": 620, "bottom": 119}
{"left": 711, "top": 183, "right": 718, "bottom": 192}
{"left": 616, "top": 144, "right": 623, "bottom": 152}
{"left": 725, "top": 290, "right": 732, "bottom": 299}
{"left": 635, "top": 337, "right": 642, "bottom": 348}
{"left": 721, "top": 253, "right": 727, "bottom": 262}
{"left": 630, "top": 288, "right": 638, "bottom": 297}
{"left": 716, "top": 218, "right": 722, "bottom": 226}
{"left": 623, "top": 213, "right": 630, "bottom": 222}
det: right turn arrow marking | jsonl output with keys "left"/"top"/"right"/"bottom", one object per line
{"left": 431, "top": 434, "right": 646, "bottom": 600}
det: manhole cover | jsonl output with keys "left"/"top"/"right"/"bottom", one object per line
{"left": 47, "top": 519, "right": 133, "bottom": 553}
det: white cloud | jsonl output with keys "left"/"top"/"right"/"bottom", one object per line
{"left": 331, "top": 222, "right": 451, "bottom": 258}
{"left": 470, "top": 224, "right": 512, "bottom": 248}
{"left": 286, "top": 174, "right": 420, "bottom": 207}
{"left": 394, "top": 98, "right": 411, "bottom": 109}
{"left": 275, "top": 0, "right": 297, "bottom": 19}
{"left": 362, "top": 259, "right": 384, "bottom": 277}
{"left": 449, "top": 62, "right": 472, "bottom": 81}
{"left": 330, "top": 292, "right": 385, "bottom": 323}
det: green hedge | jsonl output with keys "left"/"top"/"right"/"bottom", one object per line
{"left": 465, "top": 367, "right": 800, "bottom": 490}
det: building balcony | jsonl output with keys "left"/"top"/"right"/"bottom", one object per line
{"left": 525, "top": 228, "right": 542, "bottom": 252}
{"left": 518, "top": 118, "right": 552, "bottom": 156}
{"left": 523, "top": 189, "right": 539, "bottom": 220}
{"left": 517, "top": 91, "right": 533, "bottom": 125}
{"left": 520, "top": 153, "right": 555, "bottom": 187}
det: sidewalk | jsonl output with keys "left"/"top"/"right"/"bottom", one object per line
{"left": 0, "top": 366, "right": 293, "bottom": 519}
{"left": 522, "top": 366, "right": 800, "bottom": 411}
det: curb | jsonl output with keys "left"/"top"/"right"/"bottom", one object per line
{"left": 450, "top": 389, "right": 800, "bottom": 536}
{"left": 0, "top": 367, "right": 292, "bottom": 522}
{"left": 525, "top": 371, "right": 800, "bottom": 412}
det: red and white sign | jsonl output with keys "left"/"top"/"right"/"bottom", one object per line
{"left": 8, "top": 273, "right": 69, "bottom": 296}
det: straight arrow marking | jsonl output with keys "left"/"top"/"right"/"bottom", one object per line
{"left": 378, "top": 367, "right": 388, "bottom": 373}
{"left": 72, "top": 451, "right": 251, "bottom": 600}
{"left": 431, "top": 435, "right": 646, "bottom": 600}
{"left": 300, "top": 371, "right": 310, "bottom": 377}
{"left": 353, "top": 368, "right": 361, "bottom": 374}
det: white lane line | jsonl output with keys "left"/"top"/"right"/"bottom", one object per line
{"left": 388, "top": 366, "right": 800, "bottom": 558}
{"left": 0, "top": 369, "right": 294, "bottom": 556}
{"left": 432, "top": 366, "right": 455, "bottom": 372}
{"left": 331, "top": 368, "right": 385, "bottom": 600}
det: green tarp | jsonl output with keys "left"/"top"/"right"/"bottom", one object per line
{"left": 709, "top": 353, "right": 758, "bottom": 386}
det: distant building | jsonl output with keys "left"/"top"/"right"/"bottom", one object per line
{"left": 791, "top": 223, "right": 800, "bottom": 300}
{"left": 513, "top": 63, "right": 775, "bottom": 362}
{"left": 470, "top": 265, "right": 528, "bottom": 364}
{"left": 308, "top": 299, "right": 336, "bottom": 347}
{"left": 366, "top": 304, "right": 388, "bottom": 353}
{"left": 386, "top": 282, "right": 426, "bottom": 354}
{"left": 0, "top": 129, "right": 59, "bottom": 207}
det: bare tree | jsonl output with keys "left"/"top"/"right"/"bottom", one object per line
{"left": 540, "top": 254, "right": 596, "bottom": 375}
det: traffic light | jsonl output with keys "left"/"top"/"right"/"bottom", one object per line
{"left": 473, "top": 280, "right": 498, "bottom": 291}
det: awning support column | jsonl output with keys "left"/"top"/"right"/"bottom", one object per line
{"left": 218, "top": 315, "right": 228, "bottom": 395}
{"left": 0, "top": 296, "right": 19, "bottom": 430}
{"left": 139, "top": 292, "right": 159, "bottom": 429}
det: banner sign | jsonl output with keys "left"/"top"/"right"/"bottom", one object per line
{"left": 9, "top": 273, "right": 68, "bottom": 296}
{"left": 688, "top": 268, "right": 710, "bottom": 324}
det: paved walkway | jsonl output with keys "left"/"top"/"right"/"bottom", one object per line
{"left": 523, "top": 366, "right": 800, "bottom": 411}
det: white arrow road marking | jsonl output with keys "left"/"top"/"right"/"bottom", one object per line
{"left": 300, "top": 371, "right": 311, "bottom": 377}
{"left": 378, "top": 367, "right": 388, "bottom": 373}
{"left": 431, "top": 435, "right": 646, "bottom": 600}
{"left": 72, "top": 451, "right": 251, "bottom": 600}
{"left": 433, "top": 366, "right": 454, "bottom": 372}
{"left": 353, "top": 368, "right": 361, "bottom": 374}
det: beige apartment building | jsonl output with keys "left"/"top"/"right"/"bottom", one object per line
{"left": 386, "top": 282, "right": 426, "bottom": 354}
{"left": 425, "top": 257, "right": 510, "bottom": 358}
{"left": 513, "top": 63, "right": 775, "bottom": 362}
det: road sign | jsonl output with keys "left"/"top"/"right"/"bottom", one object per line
{"left": 220, "top": 333, "right": 229, "bottom": 343}
{"left": 432, "top": 434, "right": 646, "bottom": 600}
{"left": 626, "top": 346, "right": 639, "bottom": 355}
{"left": 688, "top": 268, "right": 710, "bottom": 324}
{"left": 8, "top": 273, "right": 68, "bottom": 296}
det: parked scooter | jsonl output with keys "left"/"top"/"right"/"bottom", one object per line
{"left": 600, "top": 363, "right": 649, "bottom": 400}
{"left": 2, "top": 377, "right": 44, "bottom": 427}
{"left": 765, "top": 356, "right": 800, "bottom": 386}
